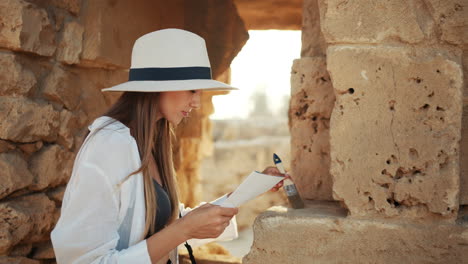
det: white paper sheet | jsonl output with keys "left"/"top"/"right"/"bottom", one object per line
{"left": 211, "top": 171, "right": 285, "bottom": 208}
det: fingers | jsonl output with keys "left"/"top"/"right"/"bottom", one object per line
{"left": 217, "top": 206, "right": 238, "bottom": 217}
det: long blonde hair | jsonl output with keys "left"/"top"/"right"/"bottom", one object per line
{"left": 81, "top": 91, "right": 179, "bottom": 239}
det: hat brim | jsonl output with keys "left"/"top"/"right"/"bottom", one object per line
{"left": 102, "top": 79, "right": 238, "bottom": 92}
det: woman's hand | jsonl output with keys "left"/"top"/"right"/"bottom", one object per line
{"left": 179, "top": 203, "right": 238, "bottom": 240}
{"left": 261, "top": 166, "right": 291, "bottom": 192}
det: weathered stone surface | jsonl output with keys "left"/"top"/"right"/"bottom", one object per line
{"left": 17, "top": 141, "right": 43, "bottom": 155}
{"left": 31, "top": 241, "right": 54, "bottom": 259}
{"left": 318, "top": 0, "right": 434, "bottom": 44}
{"left": 57, "top": 109, "right": 80, "bottom": 150}
{"left": 29, "top": 0, "right": 81, "bottom": 15}
{"left": 0, "top": 152, "right": 34, "bottom": 200}
{"left": 9, "top": 243, "right": 32, "bottom": 257}
{"left": 0, "top": 193, "right": 56, "bottom": 254}
{"left": 426, "top": 0, "right": 468, "bottom": 45}
{"left": 243, "top": 203, "right": 468, "bottom": 264}
{"left": 42, "top": 65, "right": 81, "bottom": 111}
{"left": 29, "top": 145, "right": 74, "bottom": 191}
{"left": 327, "top": 45, "right": 463, "bottom": 218}
{"left": 290, "top": 57, "right": 335, "bottom": 200}
{"left": 0, "top": 257, "right": 39, "bottom": 264}
{"left": 0, "top": 0, "right": 56, "bottom": 56}
{"left": 0, "top": 140, "right": 16, "bottom": 153}
{"left": 464, "top": 50, "right": 468, "bottom": 98}
{"left": 0, "top": 52, "right": 36, "bottom": 96}
{"left": 80, "top": 0, "right": 248, "bottom": 77}
{"left": 57, "top": 21, "right": 84, "bottom": 64}
{"left": 0, "top": 97, "right": 59, "bottom": 143}
{"left": 301, "top": 0, "right": 327, "bottom": 57}
{"left": 45, "top": 186, "right": 65, "bottom": 204}
{"left": 461, "top": 102, "right": 468, "bottom": 204}
{"left": 233, "top": 0, "right": 302, "bottom": 30}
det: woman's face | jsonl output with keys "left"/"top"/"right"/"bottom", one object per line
{"left": 158, "top": 90, "right": 202, "bottom": 125}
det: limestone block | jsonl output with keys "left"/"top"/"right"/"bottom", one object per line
{"left": 0, "top": 52, "right": 36, "bottom": 96}
{"left": 17, "top": 141, "right": 43, "bottom": 156}
{"left": 0, "top": 97, "right": 59, "bottom": 143}
{"left": 426, "top": 0, "right": 468, "bottom": 45}
{"left": 318, "top": 0, "right": 434, "bottom": 44}
{"left": 57, "top": 21, "right": 84, "bottom": 64}
{"left": 327, "top": 45, "right": 463, "bottom": 218}
{"left": 57, "top": 109, "right": 80, "bottom": 150}
{"left": 0, "top": 257, "right": 39, "bottom": 264}
{"left": 80, "top": 0, "right": 182, "bottom": 68}
{"left": 29, "top": 145, "right": 74, "bottom": 191}
{"left": 45, "top": 186, "right": 65, "bottom": 205}
{"left": 0, "top": 140, "right": 16, "bottom": 153}
{"left": 290, "top": 57, "right": 335, "bottom": 200}
{"left": 243, "top": 203, "right": 468, "bottom": 264}
{"left": 9, "top": 243, "right": 32, "bottom": 257}
{"left": 0, "top": 152, "right": 34, "bottom": 200}
{"left": 0, "top": 0, "right": 56, "bottom": 56}
{"left": 233, "top": 0, "right": 302, "bottom": 30}
{"left": 29, "top": 0, "right": 81, "bottom": 15}
{"left": 464, "top": 49, "right": 468, "bottom": 97}
{"left": 301, "top": 0, "right": 327, "bottom": 57}
{"left": 31, "top": 241, "right": 54, "bottom": 259}
{"left": 461, "top": 103, "right": 468, "bottom": 204}
{"left": 0, "top": 193, "right": 56, "bottom": 254}
{"left": 42, "top": 65, "right": 81, "bottom": 111}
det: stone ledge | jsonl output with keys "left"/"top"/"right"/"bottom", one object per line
{"left": 243, "top": 201, "right": 468, "bottom": 264}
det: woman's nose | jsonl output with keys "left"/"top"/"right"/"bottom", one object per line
{"left": 190, "top": 93, "right": 201, "bottom": 109}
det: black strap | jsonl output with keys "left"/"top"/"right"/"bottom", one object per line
{"left": 178, "top": 211, "right": 196, "bottom": 264}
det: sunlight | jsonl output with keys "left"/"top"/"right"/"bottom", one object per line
{"left": 211, "top": 30, "right": 302, "bottom": 120}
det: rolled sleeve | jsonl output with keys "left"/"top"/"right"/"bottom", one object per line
{"left": 50, "top": 131, "right": 152, "bottom": 264}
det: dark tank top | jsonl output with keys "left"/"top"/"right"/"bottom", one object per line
{"left": 145, "top": 178, "right": 172, "bottom": 238}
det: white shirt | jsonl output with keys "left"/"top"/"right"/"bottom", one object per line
{"left": 51, "top": 116, "right": 238, "bottom": 264}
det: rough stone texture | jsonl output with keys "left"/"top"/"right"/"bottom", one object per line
{"left": 327, "top": 45, "right": 463, "bottom": 219}
{"left": 0, "top": 193, "right": 56, "bottom": 255}
{"left": 29, "top": 145, "right": 74, "bottom": 191}
{"left": 464, "top": 50, "right": 468, "bottom": 98}
{"left": 0, "top": 97, "right": 60, "bottom": 143}
{"left": 0, "top": 0, "right": 56, "bottom": 56}
{"left": 426, "top": 0, "right": 468, "bottom": 45}
{"left": 17, "top": 141, "right": 43, "bottom": 156}
{"left": 29, "top": 0, "right": 81, "bottom": 16}
{"left": 233, "top": 0, "right": 302, "bottom": 30}
{"left": 0, "top": 52, "right": 36, "bottom": 96}
{"left": 0, "top": 140, "right": 16, "bottom": 153}
{"left": 461, "top": 102, "right": 468, "bottom": 204}
{"left": 290, "top": 57, "right": 335, "bottom": 201}
{"left": 0, "top": 257, "right": 39, "bottom": 264}
{"left": 31, "top": 241, "right": 54, "bottom": 259}
{"left": 9, "top": 243, "right": 32, "bottom": 257}
{"left": 57, "top": 109, "right": 80, "bottom": 150}
{"left": 301, "top": 0, "right": 326, "bottom": 57}
{"left": 42, "top": 65, "right": 81, "bottom": 111}
{"left": 319, "top": 0, "right": 434, "bottom": 44}
{"left": 80, "top": 0, "right": 248, "bottom": 76}
{"left": 243, "top": 202, "right": 468, "bottom": 264}
{"left": 56, "top": 21, "right": 84, "bottom": 64}
{"left": 0, "top": 152, "right": 34, "bottom": 200}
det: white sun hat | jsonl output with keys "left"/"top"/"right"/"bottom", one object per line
{"left": 102, "top": 28, "right": 239, "bottom": 92}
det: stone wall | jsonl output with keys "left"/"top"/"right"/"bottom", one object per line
{"left": 0, "top": 0, "right": 247, "bottom": 262}
{"left": 245, "top": 0, "right": 468, "bottom": 263}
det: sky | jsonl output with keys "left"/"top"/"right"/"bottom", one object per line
{"left": 210, "top": 30, "right": 302, "bottom": 120}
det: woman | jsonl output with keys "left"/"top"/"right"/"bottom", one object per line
{"left": 50, "top": 28, "right": 287, "bottom": 264}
